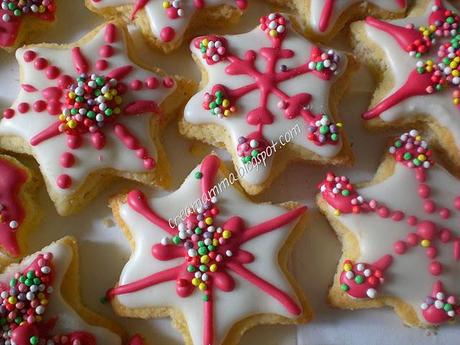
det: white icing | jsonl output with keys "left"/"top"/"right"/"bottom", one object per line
{"left": 309, "top": 0, "right": 406, "bottom": 35}
{"left": 363, "top": 0, "right": 460, "bottom": 148}
{"left": 90, "top": 0, "right": 244, "bottom": 44}
{"left": 0, "top": 240, "right": 122, "bottom": 344}
{"left": 183, "top": 18, "right": 346, "bottom": 187}
{"left": 0, "top": 24, "right": 174, "bottom": 197}
{"left": 326, "top": 163, "right": 460, "bottom": 323}
{"left": 116, "top": 160, "right": 303, "bottom": 345}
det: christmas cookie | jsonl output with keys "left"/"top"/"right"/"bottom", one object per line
{"left": 0, "top": 154, "right": 40, "bottom": 260}
{"left": 108, "top": 154, "right": 311, "bottom": 345}
{"left": 268, "top": 0, "right": 407, "bottom": 41}
{"left": 180, "top": 13, "right": 354, "bottom": 195}
{"left": 85, "top": 0, "right": 248, "bottom": 53}
{"left": 0, "top": 236, "right": 123, "bottom": 344}
{"left": 0, "top": 0, "right": 56, "bottom": 51}
{"left": 351, "top": 0, "right": 460, "bottom": 176}
{"left": 317, "top": 130, "right": 460, "bottom": 327}
{"left": 0, "top": 21, "right": 193, "bottom": 216}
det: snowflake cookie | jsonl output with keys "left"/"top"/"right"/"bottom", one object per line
{"left": 317, "top": 130, "right": 460, "bottom": 327}
{"left": 86, "top": 0, "right": 247, "bottom": 53}
{"left": 0, "top": 0, "right": 56, "bottom": 51}
{"left": 0, "top": 154, "right": 39, "bottom": 259}
{"left": 267, "top": 0, "right": 407, "bottom": 40}
{"left": 0, "top": 22, "right": 191, "bottom": 216}
{"left": 181, "top": 13, "right": 353, "bottom": 195}
{"left": 107, "top": 154, "right": 311, "bottom": 345}
{"left": 0, "top": 236, "right": 123, "bottom": 345}
{"left": 352, "top": 0, "right": 460, "bottom": 177}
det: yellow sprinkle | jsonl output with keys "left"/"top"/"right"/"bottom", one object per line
{"left": 8, "top": 297, "right": 16, "bottom": 304}
{"left": 421, "top": 239, "right": 431, "bottom": 248}
{"left": 38, "top": 293, "right": 45, "bottom": 299}
{"left": 192, "top": 278, "right": 200, "bottom": 286}
{"left": 222, "top": 99, "right": 230, "bottom": 108}
{"left": 38, "top": 5, "right": 45, "bottom": 13}
{"left": 202, "top": 38, "right": 209, "bottom": 47}
{"left": 452, "top": 70, "right": 460, "bottom": 77}
{"left": 343, "top": 263, "right": 352, "bottom": 272}
{"left": 114, "top": 107, "right": 121, "bottom": 114}
{"left": 200, "top": 255, "right": 210, "bottom": 264}
{"left": 115, "top": 96, "right": 122, "bottom": 104}
{"left": 418, "top": 154, "right": 426, "bottom": 162}
{"left": 59, "top": 114, "right": 66, "bottom": 121}
{"left": 269, "top": 29, "right": 278, "bottom": 37}
{"left": 104, "top": 93, "right": 113, "bottom": 101}
{"left": 198, "top": 283, "right": 207, "bottom": 291}
{"left": 212, "top": 239, "right": 218, "bottom": 246}
{"left": 68, "top": 92, "right": 76, "bottom": 99}
{"left": 67, "top": 120, "right": 77, "bottom": 129}
{"left": 41, "top": 299, "right": 48, "bottom": 305}
{"left": 222, "top": 230, "right": 232, "bottom": 239}
{"left": 334, "top": 209, "right": 341, "bottom": 217}
{"left": 210, "top": 264, "right": 217, "bottom": 272}
{"left": 224, "top": 110, "right": 230, "bottom": 116}
{"left": 111, "top": 89, "right": 118, "bottom": 96}
{"left": 205, "top": 217, "right": 213, "bottom": 225}
{"left": 415, "top": 135, "right": 422, "bottom": 141}
{"left": 162, "top": 1, "right": 170, "bottom": 8}
{"left": 336, "top": 122, "right": 343, "bottom": 128}
{"left": 454, "top": 98, "right": 459, "bottom": 105}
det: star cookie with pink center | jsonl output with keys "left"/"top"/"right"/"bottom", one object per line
{"left": 317, "top": 130, "right": 460, "bottom": 327}
{"left": 107, "top": 154, "right": 311, "bottom": 345}
{"left": 0, "top": 236, "right": 123, "bottom": 345}
{"left": 181, "top": 13, "right": 353, "bottom": 195}
{"left": 0, "top": 22, "right": 190, "bottom": 216}
{"left": 0, "top": 0, "right": 56, "bottom": 51}
{"left": 351, "top": 0, "right": 460, "bottom": 176}
{"left": 85, "top": 0, "right": 247, "bottom": 53}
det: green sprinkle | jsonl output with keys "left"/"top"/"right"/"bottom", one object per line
{"left": 195, "top": 172, "right": 203, "bottom": 179}
{"left": 354, "top": 275, "right": 364, "bottom": 284}
{"left": 340, "top": 283, "right": 349, "bottom": 292}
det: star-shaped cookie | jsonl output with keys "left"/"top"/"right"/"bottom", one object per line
{"left": 0, "top": 236, "right": 123, "bottom": 344}
{"left": 86, "top": 0, "right": 247, "bottom": 52}
{"left": 180, "top": 12, "right": 353, "bottom": 195}
{"left": 0, "top": 22, "right": 189, "bottom": 216}
{"left": 108, "top": 154, "right": 311, "bottom": 345}
{"left": 351, "top": 0, "right": 460, "bottom": 175}
{"left": 317, "top": 130, "right": 460, "bottom": 327}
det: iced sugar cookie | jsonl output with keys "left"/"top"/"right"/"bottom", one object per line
{"left": 268, "top": 0, "right": 407, "bottom": 41}
{"left": 0, "top": 22, "right": 192, "bottom": 216}
{"left": 0, "top": 0, "right": 56, "bottom": 51}
{"left": 85, "top": 0, "right": 247, "bottom": 53}
{"left": 317, "top": 130, "right": 460, "bottom": 327}
{"left": 351, "top": 0, "right": 460, "bottom": 176}
{"left": 0, "top": 154, "right": 40, "bottom": 259}
{"left": 0, "top": 236, "right": 123, "bottom": 344}
{"left": 108, "top": 154, "right": 311, "bottom": 345}
{"left": 180, "top": 13, "right": 353, "bottom": 195}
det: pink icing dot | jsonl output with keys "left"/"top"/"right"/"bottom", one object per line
{"left": 3, "top": 108, "right": 15, "bottom": 119}
{"left": 429, "top": 261, "right": 442, "bottom": 276}
{"left": 417, "top": 221, "right": 437, "bottom": 240}
{"left": 454, "top": 196, "right": 460, "bottom": 210}
{"left": 33, "top": 100, "right": 47, "bottom": 112}
{"left": 439, "top": 228, "right": 452, "bottom": 243}
{"left": 377, "top": 206, "right": 389, "bottom": 218}
{"left": 99, "top": 44, "right": 113, "bottom": 58}
{"left": 131, "top": 80, "right": 143, "bottom": 90}
{"left": 34, "top": 58, "right": 48, "bottom": 70}
{"left": 60, "top": 152, "right": 75, "bottom": 168}
{"left": 145, "top": 77, "right": 158, "bottom": 89}
{"left": 47, "top": 101, "right": 61, "bottom": 115}
{"left": 96, "top": 59, "right": 108, "bottom": 71}
{"left": 394, "top": 241, "right": 407, "bottom": 255}
{"left": 136, "top": 148, "right": 147, "bottom": 158}
{"left": 407, "top": 232, "right": 419, "bottom": 246}
{"left": 45, "top": 66, "right": 60, "bottom": 79}
{"left": 160, "top": 26, "right": 176, "bottom": 42}
{"left": 57, "top": 174, "right": 72, "bottom": 189}
{"left": 67, "top": 135, "right": 82, "bottom": 149}
{"left": 57, "top": 75, "right": 73, "bottom": 89}
{"left": 143, "top": 158, "right": 156, "bottom": 170}
{"left": 426, "top": 247, "right": 437, "bottom": 259}
{"left": 439, "top": 208, "right": 450, "bottom": 219}
{"left": 163, "top": 77, "right": 175, "bottom": 88}
{"left": 407, "top": 216, "right": 417, "bottom": 226}
{"left": 391, "top": 211, "right": 404, "bottom": 221}
{"left": 424, "top": 200, "right": 436, "bottom": 213}
{"left": 23, "top": 50, "right": 37, "bottom": 63}
{"left": 17, "top": 103, "right": 30, "bottom": 113}
{"left": 418, "top": 183, "right": 431, "bottom": 199}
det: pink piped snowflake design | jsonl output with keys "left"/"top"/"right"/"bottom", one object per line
{"left": 192, "top": 13, "right": 343, "bottom": 165}
{"left": 0, "top": 23, "right": 175, "bottom": 194}
{"left": 90, "top": 0, "right": 247, "bottom": 44}
{"left": 107, "top": 155, "right": 306, "bottom": 345}
{"left": 362, "top": 0, "right": 460, "bottom": 120}
{"left": 319, "top": 130, "right": 460, "bottom": 325}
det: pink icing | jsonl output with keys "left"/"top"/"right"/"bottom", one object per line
{"left": 107, "top": 154, "right": 306, "bottom": 345}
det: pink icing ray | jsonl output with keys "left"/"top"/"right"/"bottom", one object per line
{"left": 107, "top": 65, "right": 134, "bottom": 81}
{"left": 131, "top": 0, "right": 150, "bottom": 20}
{"left": 226, "top": 261, "right": 301, "bottom": 315}
{"left": 123, "top": 100, "right": 159, "bottom": 115}
{"left": 71, "top": 47, "right": 90, "bottom": 74}
{"left": 200, "top": 154, "right": 221, "bottom": 198}
{"left": 128, "top": 335, "right": 145, "bottom": 345}
{"left": 30, "top": 121, "right": 61, "bottom": 146}
{"left": 204, "top": 292, "right": 214, "bottom": 345}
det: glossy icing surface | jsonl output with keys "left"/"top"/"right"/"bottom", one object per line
{"left": 0, "top": 23, "right": 175, "bottom": 196}
{"left": 110, "top": 155, "right": 306, "bottom": 345}
{"left": 184, "top": 13, "right": 347, "bottom": 186}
